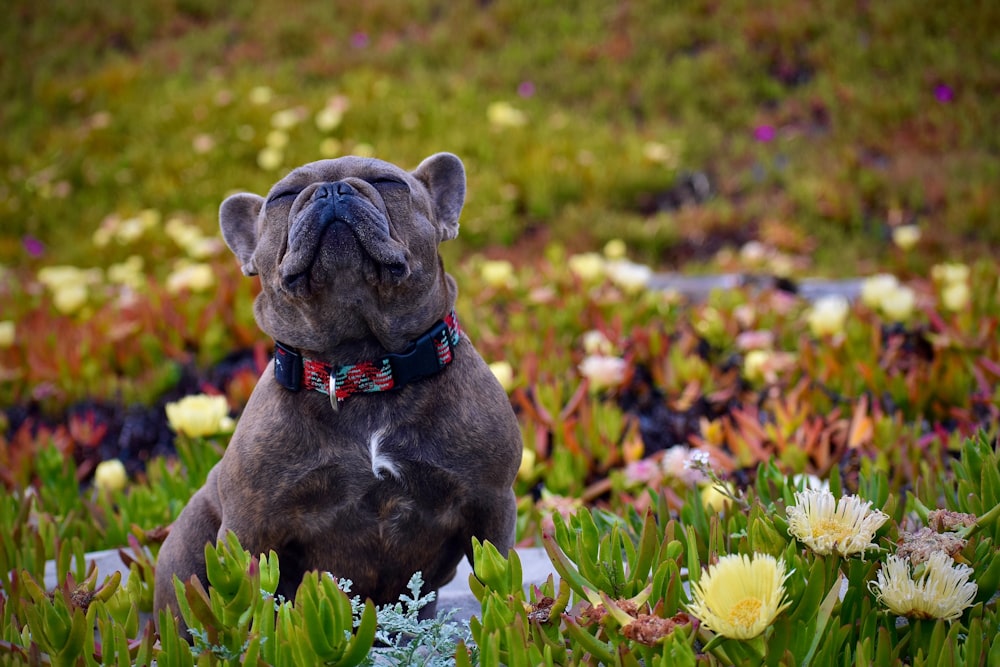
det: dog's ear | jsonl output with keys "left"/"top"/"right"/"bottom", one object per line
{"left": 413, "top": 153, "right": 465, "bottom": 242}
{"left": 220, "top": 193, "right": 264, "bottom": 276}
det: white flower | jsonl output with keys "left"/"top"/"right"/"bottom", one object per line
{"left": 806, "top": 295, "right": 849, "bottom": 337}
{"left": 480, "top": 259, "right": 516, "bottom": 289}
{"left": 870, "top": 550, "right": 977, "bottom": 622}
{"left": 271, "top": 107, "right": 303, "bottom": 130}
{"left": 605, "top": 260, "right": 652, "bottom": 294}
{"left": 860, "top": 274, "right": 900, "bottom": 309}
{"left": 578, "top": 355, "right": 627, "bottom": 390}
{"left": 879, "top": 284, "right": 916, "bottom": 321}
{"left": 688, "top": 553, "right": 792, "bottom": 640}
{"left": 315, "top": 106, "right": 344, "bottom": 132}
{"left": 786, "top": 489, "right": 888, "bottom": 557}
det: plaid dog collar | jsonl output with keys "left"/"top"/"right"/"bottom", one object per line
{"left": 273, "top": 311, "right": 462, "bottom": 409}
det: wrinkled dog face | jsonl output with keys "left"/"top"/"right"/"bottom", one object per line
{"left": 219, "top": 153, "right": 466, "bottom": 350}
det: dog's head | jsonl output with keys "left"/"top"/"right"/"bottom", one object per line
{"left": 220, "top": 153, "right": 465, "bottom": 354}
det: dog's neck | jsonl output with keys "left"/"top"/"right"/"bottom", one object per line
{"left": 272, "top": 311, "right": 462, "bottom": 409}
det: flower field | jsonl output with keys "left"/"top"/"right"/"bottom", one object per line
{"left": 2, "top": 1, "right": 998, "bottom": 664}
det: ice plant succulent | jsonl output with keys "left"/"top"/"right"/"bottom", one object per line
{"left": 869, "top": 550, "right": 977, "bottom": 622}
{"left": 687, "top": 553, "right": 792, "bottom": 640}
{"left": 786, "top": 489, "right": 889, "bottom": 557}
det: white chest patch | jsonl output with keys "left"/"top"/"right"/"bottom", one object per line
{"left": 368, "top": 429, "right": 401, "bottom": 481}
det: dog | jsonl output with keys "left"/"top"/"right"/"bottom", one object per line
{"left": 153, "top": 153, "right": 522, "bottom": 630}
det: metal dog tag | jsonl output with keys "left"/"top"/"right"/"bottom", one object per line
{"left": 329, "top": 374, "right": 339, "bottom": 412}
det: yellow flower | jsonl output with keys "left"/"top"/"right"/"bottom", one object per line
{"left": 53, "top": 284, "right": 88, "bottom": 314}
{"left": 567, "top": 252, "right": 606, "bottom": 282}
{"left": 271, "top": 108, "right": 303, "bottom": 130}
{"left": 166, "top": 394, "right": 231, "bottom": 438}
{"left": 786, "top": 489, "right": 889, "bottom": 557}
{"left": 488, "top": 360, "right": 514, "bottom": 393}
{"left": 0, "top": 320, "right": 15, "bottom": 348}
{"left": 257, "top": 146, "right": 284, "bottom": 171}
{"left": 480, "top": 259, "right": 516, "bottom": 289}
{"left": 806, "top": 295, "right": 849, "bottom": 337}
{"left": 870, "top": 550, "right": 977, "bottom": 622}
{"left": 166, "top": 261, "right": 215, "bottom": 294}
{"left": 107, "top": 256, "right": 146, "bottom": 290}
{"left": 931, "top": 262, "right": 970, "bottom": 286}
{"left": 688, "top": 553, "right": 792, "bottom": 640}
{"left": 94, "top": 459, "right": 128, "bottom": 494}
{"left": 315, "top": 106, "right": 344, "bottom": 132}
{"left": 581, "top": 330, "right": 614, "bottom": 356}
{"left": 517, "top": 446, "right": 536, "bottom": 481}
{"left": 266, "top": 130, "right": 289, "bottom": 149}
{"left": 487, "top": 101, "right": 527, "bottom": 128}
{"left": 743, "top": 349, "right": 771, "bottom": 383}
{"left": 891, "top": 224, "right": 921, "bottom": 250}
{"left": 941, "top": 281, "right": 970, "bottom": 312}
{"left": 700, "top": 482, "right": 734, "bottom": 513}
{"left": 249, "top": 85, "right": 273, "bottom": 105}
{"left": 603, "top": 238, "right": 627, "bottom": 260}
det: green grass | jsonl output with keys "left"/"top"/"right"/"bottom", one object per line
{"left": 3, "top": 0, "right": 998, "bottom": 272}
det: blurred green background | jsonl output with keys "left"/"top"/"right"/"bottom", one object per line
{"left": 2, "top": 0, "right": 998, "bottom": 274}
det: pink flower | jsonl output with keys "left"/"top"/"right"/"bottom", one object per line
{"left": 23, "top": 235, "right": 45, "bottom": 257}
{"left": 753, "top": 125, "right": 776, "bottom": 142}
{"left": 518, "top": 80, "right": 536, "bottom": 98}
{"left": 933, "top": 84, "right": 954, "bottom": 103}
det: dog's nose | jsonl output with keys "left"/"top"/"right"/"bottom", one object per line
{"left": 315, "top": 182, "right": 356, "bottom": 200}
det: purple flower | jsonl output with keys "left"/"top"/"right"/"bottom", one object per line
{"left": 351, "top": 32, "right": 369, "bottom": 49}
{"left": 517, "top": 80, "right": 536, "bottom": 98}
{"left": 23, "top": 235, "right": 45, "bottom": 257}
{"left": 934, "top": 84, "right": 954, "bottom": 103}
{"left": 753, "top": 125, "right": 776, "bottom": 143}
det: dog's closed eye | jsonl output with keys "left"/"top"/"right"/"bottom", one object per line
{"left": 266, "top": 190, "right": 300, "bottom": 206}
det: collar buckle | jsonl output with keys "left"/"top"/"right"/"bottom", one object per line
{"left": 385, "top": 319, "right": 451, "bottom": 387}
{"left": 273, "top": 340, "right": 303, "bottom": 392}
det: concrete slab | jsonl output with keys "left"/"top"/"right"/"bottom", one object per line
{"left": 44, "top": 546, "right": 557, "bottom": 623}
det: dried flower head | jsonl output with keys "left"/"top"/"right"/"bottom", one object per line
{"left": 786, "top": 489, "right": 888, "bottom": 557}
{"left": 688, "top": 553, "right": 792, "bottom": 640}
{"left": 870, "top": 551, "right": 977, "bottom": 622}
